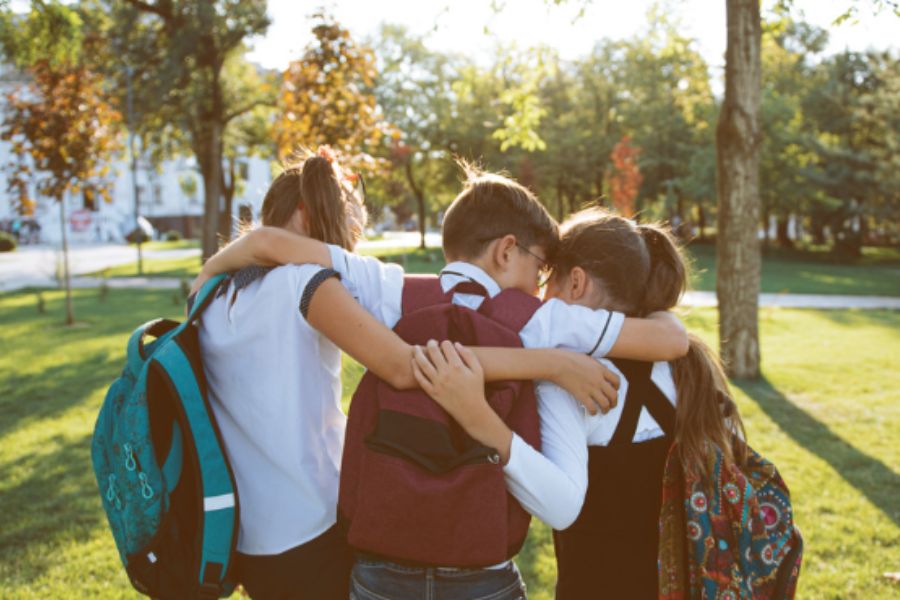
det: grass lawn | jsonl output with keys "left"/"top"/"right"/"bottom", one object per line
{"left": 688, "top": 243, "right": 900, "bottom": 296}
{"left": 93, "top": 242, "right": 900, "bottom": 297}
{"left": 1, "top": 287, "right": 897, "bottom": 598}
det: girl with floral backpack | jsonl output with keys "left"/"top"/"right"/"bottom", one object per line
{"left": 412, "top": 208, "right": 802, "bottom": 598}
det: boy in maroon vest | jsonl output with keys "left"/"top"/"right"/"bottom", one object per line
{"left": 194, "top": 166, "right": 687, "bottom": 599}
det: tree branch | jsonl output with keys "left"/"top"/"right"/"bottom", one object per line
{"left": 224, "top": 98, "right": 276, "bottom": 125}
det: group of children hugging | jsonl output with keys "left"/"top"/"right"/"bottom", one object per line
{"left": 190, "top": 147, "right": 798, "bottom": 600}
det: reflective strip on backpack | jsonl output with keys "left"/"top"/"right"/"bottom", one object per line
{"left": 204, "top": 493, "right": 235, "bottom": 512}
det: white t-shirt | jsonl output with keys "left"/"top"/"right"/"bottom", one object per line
{"left": 327, "top": 247, "right": 626, "bottom": 356}
{"left": 197, "top": 263, "right": 396, "bottom": 555}
{"left": 503, "top": 361, "right": 677, "bottom": 530}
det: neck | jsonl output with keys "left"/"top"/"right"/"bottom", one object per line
{"left": 453, "top": 255, "right": 503, "bottom": 283}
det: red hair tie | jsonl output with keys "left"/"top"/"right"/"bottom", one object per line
{"left": 317, "top": 146, "right": 336, "bottom": 163}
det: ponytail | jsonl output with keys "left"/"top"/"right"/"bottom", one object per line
{"left": 670, "top": 335, "right": 749, "bottom": 477}
{"left": 260, "top": 148, "right": 366, "bottom": 251}
{"left": 637, "top": 224, "right": 689, "bottom": 316}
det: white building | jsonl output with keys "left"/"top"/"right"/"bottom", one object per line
{"left": 0, "top": 64, "right": 272, "bottom": 244}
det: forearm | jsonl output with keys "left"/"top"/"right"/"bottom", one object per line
{"left": 473, "top": 347, "right": 564, "bottom": 383}
{"left": 202, "top": 227, "right": 332, "bottom": 277}
{"left": 306, "top": 279, "right": 416, "bottom": 390}
{"left": 608, "top": 312, "right": 689, "bottom": 361}
{"left": 459, "top": 402, "right": 514, "bottom": 464}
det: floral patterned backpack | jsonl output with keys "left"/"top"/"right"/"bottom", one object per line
{"left": 658, "top": 442, "right": 803, "bottom": 599}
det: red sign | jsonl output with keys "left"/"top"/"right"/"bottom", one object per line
{"left": 70, "top": 209, "right": 93, "bottom": 232}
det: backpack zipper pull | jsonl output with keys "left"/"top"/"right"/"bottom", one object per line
{"left": 124, "top": 443, "right": 137, "bottom": 472}
{"left": 138, "top": 472, "right": 154, "bottom": 500}
{"left": 106, "top": 474, "right": 123, "bottom": 510}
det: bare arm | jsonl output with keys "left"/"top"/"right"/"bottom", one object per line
{"left": 472, "top": 347, "right": 618, "bottom": 414}
{"left": 306, "top": 280, "right": 618, "bottom": 411}
{"left": 609, "top": 311, "right": 689, "bottom": 361}
{"left": 191, "top": 227, "right": 331, "bottom": 295}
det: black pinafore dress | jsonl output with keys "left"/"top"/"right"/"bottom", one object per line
{"left": 554, "top": 359, "right": 676, "bottom": 600}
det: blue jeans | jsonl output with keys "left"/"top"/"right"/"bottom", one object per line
{"left": 349, "top": 557, "right": 527, "bottom": 600}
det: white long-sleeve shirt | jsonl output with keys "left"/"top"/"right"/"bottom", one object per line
{"left": 502, "top": 361, "right": 677, "bottom": 529}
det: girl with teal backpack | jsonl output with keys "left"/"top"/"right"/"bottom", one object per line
{"left": 91, "top": 273, "right": 237, "bottom": 600}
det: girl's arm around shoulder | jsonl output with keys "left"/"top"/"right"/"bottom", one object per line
{"left": 191, "top": 227, "right": 332, "bottom": 295}
{"left": 611, "top": 311, "right": 689, "bottom": 361}
{"left": 532, "top": 299, "right": 688, "bottom": 362}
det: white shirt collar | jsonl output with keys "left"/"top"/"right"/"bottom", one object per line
{"left": 439, "top": 261, "right": 502, "bottom": 298}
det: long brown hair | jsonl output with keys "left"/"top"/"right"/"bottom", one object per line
{"left": 261, "top": 148, "right": 366, "bottom": 250}
{"left": 554, "top": 207, "right": 747, "bottom": 475}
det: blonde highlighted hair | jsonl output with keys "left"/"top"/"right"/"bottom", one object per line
{"left": 261, "top": 147, "right": 367, "bottom": 251}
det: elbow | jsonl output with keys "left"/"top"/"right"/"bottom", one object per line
{"left": 661, "top": 321, "right": 689, "bottom": 360}
{"left": 547, "top": 500, "right": 583, "bottom": 531}
{"left": 546, "top": 487, "right": 587, "bottom": 531}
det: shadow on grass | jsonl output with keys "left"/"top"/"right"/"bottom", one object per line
{"left": 736, "top": 377, "right": 900, "bottom": 527}
{"left": 0, "top": 353, "right": 115, "bottom": 439}
{"left": 0, "top": 433, "right": 107, "bottom": 586}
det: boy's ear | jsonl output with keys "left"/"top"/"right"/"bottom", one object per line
{"left": 493, "top": 234, "right": 518, "bottom": 269}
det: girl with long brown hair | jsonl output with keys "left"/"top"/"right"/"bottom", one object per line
{"left": 412, "top": 207, "right": 749, "bottom": 599}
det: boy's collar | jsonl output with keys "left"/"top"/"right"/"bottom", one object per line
{"left": 439, "top": 261, "right": 502, "bottom": 298}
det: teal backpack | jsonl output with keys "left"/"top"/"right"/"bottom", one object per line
{"left": 91, "top": 274, "right": 238, "bottom": 599}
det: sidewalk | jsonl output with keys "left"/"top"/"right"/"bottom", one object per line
{"left": 23, "top": 276, "right": 900, "bottom": 309}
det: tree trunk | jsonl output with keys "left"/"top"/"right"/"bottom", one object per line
{"left": 776, "top": 214, "right": 793, "bottom": 248}
{"left": 219, "top": 155, "right": 236, "bottom": 243}
{"left": 716, "top": 0, "right": 762, "bottom": 379}
{"left": 198, "top": 122, "right": 224, "bottom": 260}
{"left": 404, "top": 160, "right": 426, "bottom": 250}
{"left": 58, "top": 197, "right": 74, "bottom": 325}
{"left": 810, "top": 213, "right": 826, "bottom": 245}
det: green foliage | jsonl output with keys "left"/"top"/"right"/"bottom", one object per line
{"left": 163, "top": 229, "right": 182, "bottom": 242}
{"left": 0, "top": 0, "right": 84, "bottom": 68}
{"left": 0, "top": 231, "right": 16, "bottom": 252}
{"left": 277, "top": 11, "right": 389, "bottom": 172}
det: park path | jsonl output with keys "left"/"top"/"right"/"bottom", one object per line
{"left": 2, "top": 235, "right": 899, "bottom": 309}
{"left": 13, "top": 276, "right": 899, "bottom": 310}
{"left": 0, "top": 232, "right": 440, "bottom": 292}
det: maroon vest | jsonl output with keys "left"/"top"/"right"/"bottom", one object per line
{"left": 338, "top": 275, "right": 542, "bottom": 567}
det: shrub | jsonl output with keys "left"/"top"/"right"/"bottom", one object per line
{"left": 164, "top": 229, "right": 183, "bottom": 242}
{"left": 0, "top": 232, "right": 17, "bottom": 252}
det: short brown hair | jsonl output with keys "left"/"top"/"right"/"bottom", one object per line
{"left": 261, "top": 149, "right": 365, "bottom": 251}
{"left": 441, "top": 164, "right": 558, "bottom": 260}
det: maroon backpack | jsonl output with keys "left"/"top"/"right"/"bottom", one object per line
{"left": 338, "top": 275, "right": 542, "bottom": 567}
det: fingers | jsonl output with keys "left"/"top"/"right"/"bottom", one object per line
{"left": 605, "top": 368, "right": 621, "bottom": 390}
{"left": 413, "top": 344, "right": 439, "bottom": 382}
{"left": 440, "top": 340, "right": 464, "bottom": 370}
{"left": 453, "top": 342, "right": 483, "bottom": 376}
{"left": 591, "top": 391, "right": 613, "bottom": 414}
{"left": 596, "top": 377, "right": 618, "bottom": 412}
{"left": 425, "top": 339, "right": 449, "bottom": 371}
{"left": 411, "top": 359, "right": 437, "bottom": 397}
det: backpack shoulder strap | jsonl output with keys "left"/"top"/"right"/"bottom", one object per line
{"left": 401, "top": 275, "right": 446, "bottom": 314}
{"left": 477, "top": 288, "right": 542, "bottom": 333}
{"left": 186, "top": 273, "right": 229, "bottom": 324}
{"left": 609, "top": 359, "right": 675, "bottom": 446}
